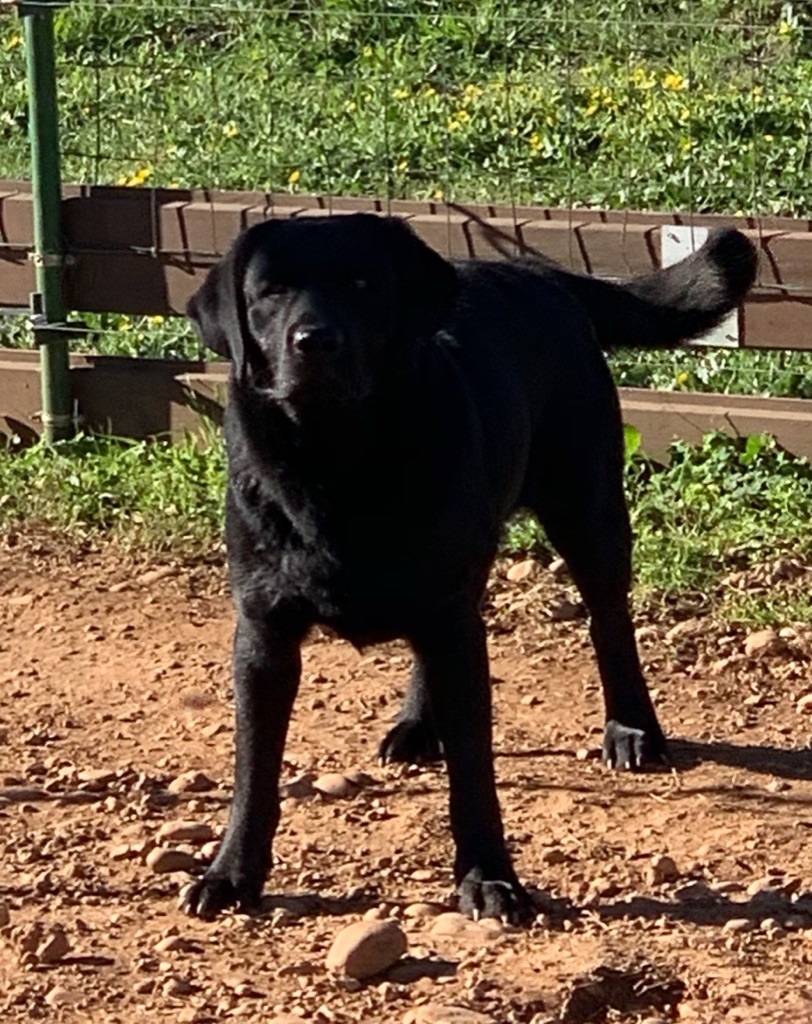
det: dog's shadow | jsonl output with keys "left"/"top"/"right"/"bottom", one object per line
{"left": 668, "top": 737, "right": 812, "bottom": 782}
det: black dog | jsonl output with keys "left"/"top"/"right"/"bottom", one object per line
{"left": 183, "top": 213, "right": 756, "bottom": 923}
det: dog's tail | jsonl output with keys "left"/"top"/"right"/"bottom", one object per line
{"left": 557, "top": 228, "right": 757, "bottom": 349}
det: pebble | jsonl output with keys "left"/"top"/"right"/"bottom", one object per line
{"left": 408, "top": 1005, "right": 496, "bottom": 1024}
{"left": 155, "top": 935, "right": 198, "bottom": 954}
{"left": 506, "top": 560, "right": 535, "bottom": 582}
{"left": 550, "top": 599, "right": 585, "bottom": 622}
{"left": 429, "top": 913, "right": 483, "bottom": 939}
{"left": 743, "top": 628, "right": 780, "bottom": 657}
{"left": 157, "top": 820, "right": 215, "bottom": 844}
{"left": 137, "top": 566, "right": 179, "bottom": 586}
{"left": 722, "top": 918, "right": 756, "bottom": 934}
{"left": 325, "top": 918, "right": 407, "bottom": 979}
{"left": 797, "top": 693, "right": 812, "bottom": 715}
{"left": 541, "top": 847, "right": 568, "bottom": 866}
{"left": 44, "top": 986, "right": 83, "bottom": 1008}
{"left": 146, "top": 847, "right": 198, "bottom": 874}
{"left": 167, "top": 771, "right": 217, "bottom": 794}
{"left": 37, "top": 925, "right": 71, "bottom": 963}
{"left": 279, "top": 773, "right": 316, "bottom": 799}
{"left": 403, "top": 902, "right": 445, "bottom": 920}
{"left": 548, "top": 557, "right": 569, "bottom": 579}
{"left": 647, "top": 855, "right": 680, "bottom": 886}
{"left": 313, "top": 773, "right": 358, "bottom": 799}
{"left": 162, "top": 975, "right": 194, "bottom": 997}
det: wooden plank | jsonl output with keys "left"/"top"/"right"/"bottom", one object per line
{"left": 619, "top": 388, "right": 812, "bottom": 461}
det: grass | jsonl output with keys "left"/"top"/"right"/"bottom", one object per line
{"left": 1, "top": 1, "right": 811, "bottom": 213}
{"left": 1, "top": 429, "right": 809, "bottom": 624}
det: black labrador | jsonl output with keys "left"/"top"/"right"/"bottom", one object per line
{"left": 183, "top": 213, "right": 756, "bottom": 923}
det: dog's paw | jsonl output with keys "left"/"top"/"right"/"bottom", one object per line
{"left": 457, "top": 867, "right": 535, "bottom": 925}
{"left": 179, "top": 872, "right": 261, "bottom": 921}
{"left": 602, "top": 719, "right": 668, "bottom": 771}
{"left": 378, "top": 718, "right": 443, "bottom": 765}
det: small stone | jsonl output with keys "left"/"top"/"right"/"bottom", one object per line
{"left": 77, "top": 768, "right": 116, "bottom": 790}
{"left": 200, "top": 841, "right": 220, "bottom": 860}
{"left": 548, "top": 557, "right": 569, "bottom": 580}
{"left": 506, "top": 560, "right": 535, "bottom": 582}
{"left": 722, "top": 918, "right": 756, "bottom": 934}
{"left": 550, "top": 599, "right": 585, "bottom": 622}
{"left": 137, "top": 566, "right": 179, "bottom": 586}
{"left": 44, "top": 986, "right": 82, "bottom": 1008}
{"left": 157, "top": 820, "right": 215, "bottom": 844}
{"left": 403, "top": 903, "right": 445, "bottom": 920}
{"left": 414, "top": 1005, "right": 495, "bottom": 1024}
{"left": 146, "top": 847, "right": 197, "bottom": 873}
{"left": 797, "top": 693, "right": 812, "bottom": 715}
{"left": 766, "top": 779, "right": 791, "bottom": 793}
{"left": 429, "top": 913, "right": 481, "bottom": 938}
{"left": 167, "top": 771, "right": 217, "bottom": 794}
{"left": 313, "top": 773, "right": 358, "bottom": 799}
{"left": 647, "top": 855, "right": 680, "bottom": 886}
{"left": 673, "top": 881, "right": 716, "bottom": 902}
{"left": 743, "top": 628, "right": 780, "bottom": 657}
{"left": 279, "top": 773, "right": 315, "bottom": 799}
{"left": 37, "top": 926, "right": 71, "bottom": 963}
{"left": 155, "top": 935, "right": 198, "bottom": 954}
{"left": 575, "top": 747, "right": 600, "bottom": 761}
{"left": 325, "top": 919, "right": 407, "bottom": 980}
{"left": 541, "top": 847, "right": 568, "bottom": 866}
{"left": 162, "top": 976, "right": 194, "bottom": 997}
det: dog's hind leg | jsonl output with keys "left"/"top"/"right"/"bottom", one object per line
{"left": 409, "top": 602, "right": 534, "bottom": 923}
{"left": 529, "top": 446, "right": 667, "bottom": 770}
{"left": 378, "top": 656, "right": 443, "bottom": 765}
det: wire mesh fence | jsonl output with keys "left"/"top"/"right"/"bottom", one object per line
{"left": 1, "top": 0, "right": 812, "bottom": 388}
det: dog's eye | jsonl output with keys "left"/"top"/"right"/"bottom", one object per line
{"left": 352, "top": 278, "right": 368, "bottom": 291}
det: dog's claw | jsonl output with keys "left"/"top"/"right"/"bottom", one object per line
{"left": 602, "top": 719, "right": 667, "bottom": 771}
{"left": 180, "top": 871, "right": 261, "bottom": 921}
{"left": 457, "top": 868, "right": 535, "bottom": 925}
{"left": 378, "top": 718, "right": 443, "bottom": 765}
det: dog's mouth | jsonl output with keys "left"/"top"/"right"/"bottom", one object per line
{"left": 248, "top": 362, "right": 371, "bottom": 407}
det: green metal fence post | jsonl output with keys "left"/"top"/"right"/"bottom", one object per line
{"left": 21, "top": 0, "right": 71, "bottom": 442}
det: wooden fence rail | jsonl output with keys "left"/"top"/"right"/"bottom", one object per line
{"left": 1, "top": 182, "right": 811, "bottom": 456}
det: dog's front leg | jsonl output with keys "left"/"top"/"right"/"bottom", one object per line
{"left": 411, "top": 604, "right": 534, "bottom": 924}
{"left": 182, "top": 613, "right": 302, "bottom": 920}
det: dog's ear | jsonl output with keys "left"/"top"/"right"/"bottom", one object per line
{"left": 186, "top": 247, "right": 246, "bottom": 375}
{"left": 381, "top": 217, "right": 458, "bottom": 336}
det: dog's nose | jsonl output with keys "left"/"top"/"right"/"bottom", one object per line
{"left": 290, "top": 325, "right": 342, "bottom": 356}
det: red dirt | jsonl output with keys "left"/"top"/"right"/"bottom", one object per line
{"left": 1, "top": 533, "right": 811, "bottom": 1023}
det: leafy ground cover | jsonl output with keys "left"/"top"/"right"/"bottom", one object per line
{"left": 1, "top": 429, "right": 810, "bottom": 625}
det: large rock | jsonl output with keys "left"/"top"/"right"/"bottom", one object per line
{"left": 325, "top": 918, "right": 407, "bottom": 979}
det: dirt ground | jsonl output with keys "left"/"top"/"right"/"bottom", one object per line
{"left": 1, "top": 532, "right": 811, "bottom": 1024}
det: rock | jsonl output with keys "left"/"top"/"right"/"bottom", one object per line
{"left": 797, "top": 693, "right": 812, "bottom": 715}
{"left": 548, "top": 557, "right": 569, "bottom": 580}
{"left": 167, "top": 771, "right": 217, "bottom": 794}
{"left": 279, "top": 773, "right": 315, "bottom": 799}
{"left": 413, "top": 1005, "right": 495, "bottom": 1024}
{"left": 722, "top": 918, "right": 756, "bottom": 934}
{"left": 541, "top": 847, "right": 568, "bottom": 866}
{"left": 313, "top": 773, "right": 358, "bottom": 799}
{"left": 137, "top": 566, "right": 179, "bottom": 586}
{"left": 647, "top": 855, "right": 680, "bottom": 886}
{"left": 155, "top": 935, "right": 199, "bottom": 954}
{"left": 0, "top": 786, "right": 49, "bottom": 803}
{"left": 429, "top": 913, "right": 482, "bottom": 938}
{"left": 673, "top": 881, "right": 716, "bottom": 902}
{"left": 157, "top": 820, "right": 215, "bottom": 844}
{"left": 162, "top": 975, "right": 194, "bottom": 997}
{"left": 743, "top": 628, "right": 780, "bottom": 657}
{"left": 575, "top": 747, "right": 600, "bottom": 761}
{"left": 403, "top": 902, "right": 445, "bottom": 920}
{"left": 325, "top": 918, "right": 407, "bottom": 980}
{"left": 506, "top": 560, "right": 535, "bottom": 582}
{"left": 44, "top": 987, "right": 83, "bottom": 1008}
{"left": 146, "top": 847, "right": 198, "bottom": 873}
{"left": 37, "top": 925, "right": 71, "bottom": 963}
{"left": 550, "top": 599, "right": 585, "bottom": 622}
{"left": 0, "top": 900, "right": 9, "bottom": 928}
{"left": 77, "top": 768, "right": 116, "bottom": 790}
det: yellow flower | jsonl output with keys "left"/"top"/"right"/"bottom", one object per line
{"left": 423, "top": 85, "right": 437, "bottom": 98}
{"left": 362, "top": 45, "right": 373, "bottom": 58}
{"left": 396, "top": 160, "right": 409, "bottom": 173}
{"left": 529, "top": 132, "right": 544, "bottom": 153}
{"left": 131, "top": 166, "right": 152, "bottom": 186}
{"left": 630, "top": 67, "right": 656, "bottom": 90}
{"left": 223, "top": 122, "right": 239, "bottom": 138}
{"left": 455, "top": 109, "right": 470, "bottom": 123}
{"left": 662, "top": 72, "right": 686, "bottom": 92}
{"left": 433, "top": 188, "right": 444, "bottom": 201}
{"left": 345, "top": 100, "right": 357, "bottom": 113}
{"left": 447, "top": 118, "right": 461, "bottom": 132}
{"left": 6, "top": 33, "right": 21, "bottom": 50}
{"left": 676, "top": 371, "right": 689, "bottom": 386}
{"left": 680, "top": 137, "right": 693, "bottom": 153}
{"left": 763, "top": 133, "right": 774, "bottom": 142}
{"left": 288, "top": 169, "right": 300, "bottom": 185}
{"left": 147, "top": 315, "right": 165, "bottom": 326}
{"left": 392, "top": 87, "right": 409, "bottom": 101}
{"left": 115, "top": 174, "right": 129, "bottom": 186}
{"left": 462, "top": 83, "right": 482, "bottom": 104}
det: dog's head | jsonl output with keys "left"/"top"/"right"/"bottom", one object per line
{"left": 187, "top": 214, "right": 458, "bottom": 409}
